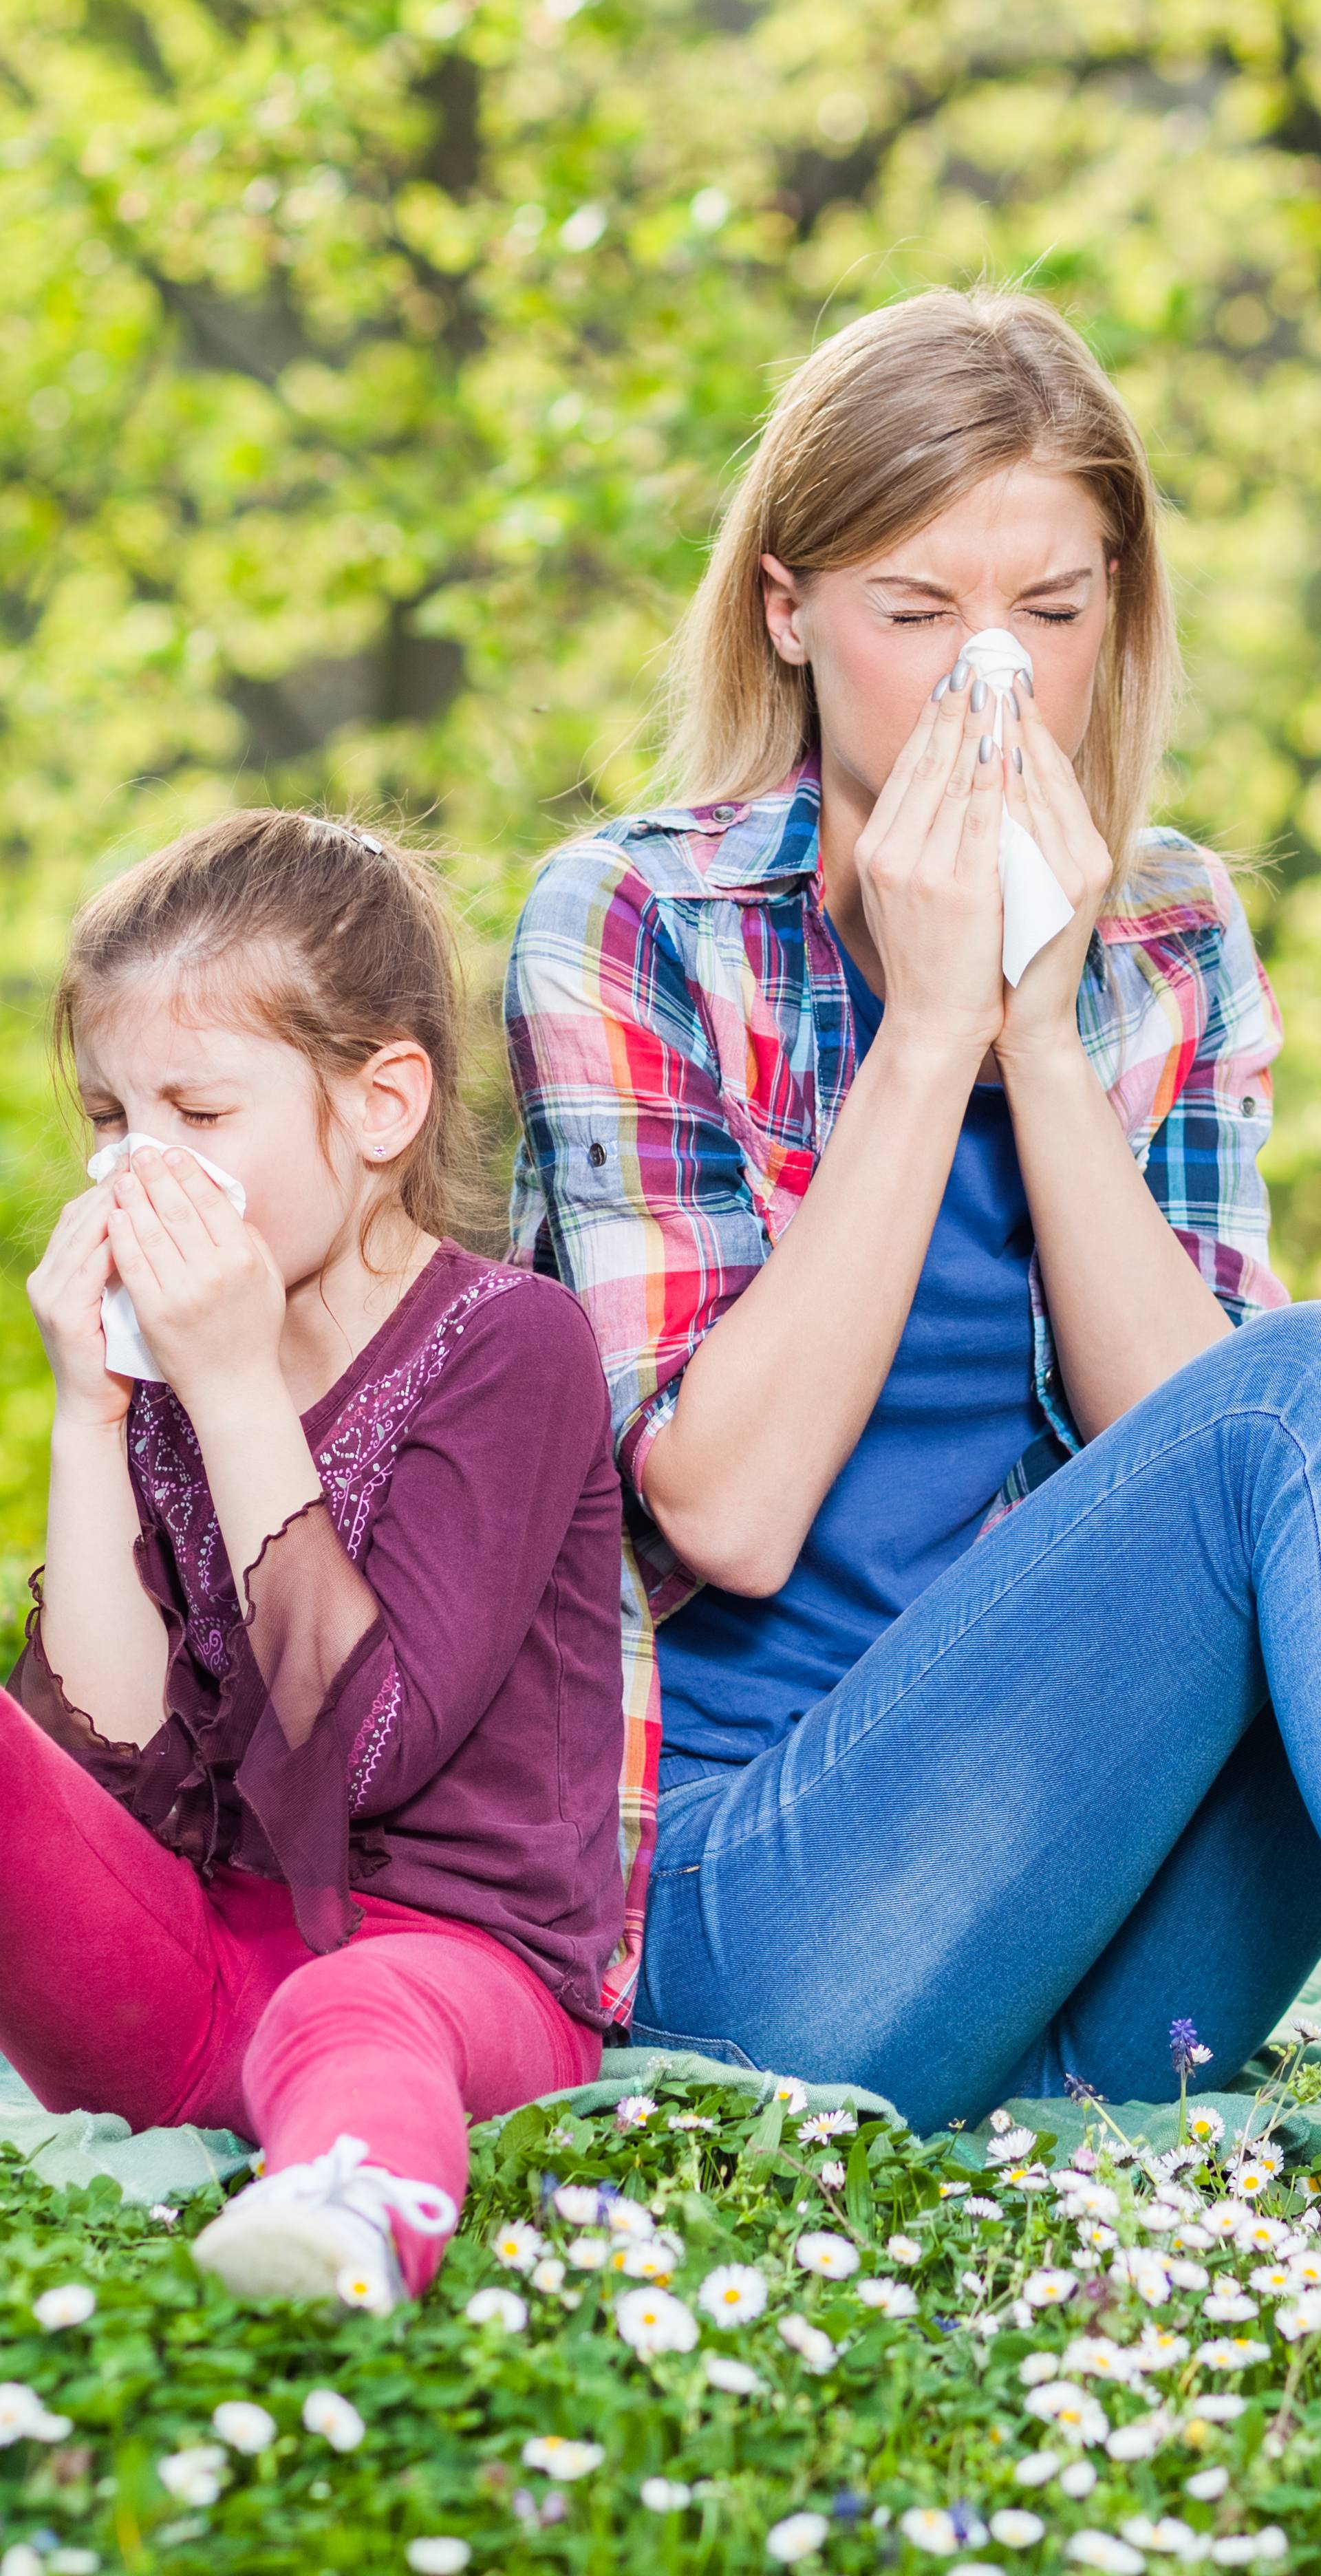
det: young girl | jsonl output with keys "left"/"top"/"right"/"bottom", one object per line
{"left": 507, "top": 285, "right": 1321, "bottom": 2126}
{"left": 12, "top": 809, "right": 625, "bottom": 2310}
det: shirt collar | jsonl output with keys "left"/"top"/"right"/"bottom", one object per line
{"left": 654, "top": 757, "right": 822, "bottom": 894}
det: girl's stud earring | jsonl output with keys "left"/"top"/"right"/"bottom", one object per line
{"left": 372, "top": 1144, "right": 386, "bottom": 1159}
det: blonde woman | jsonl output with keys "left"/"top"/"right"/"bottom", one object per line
{"left": 506, "top": 288, "right": 1321, "bottom": 2125}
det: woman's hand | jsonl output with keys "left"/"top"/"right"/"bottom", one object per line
{"left": 996, "top": 676, "right": 1114, "bottom": 1068}
{"left": 853, "top": 665, "right": 1006, "bottom": 1064}
{"left": 28, "top": 1182, "right": 130, "bottom": 1429}
{"left": 106, "top": 1146, "right": 287, "bottom": 1418}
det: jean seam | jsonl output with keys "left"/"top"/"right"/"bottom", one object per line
{"left": 702, "top": 1400, "right": 1318, "bottom": 1869}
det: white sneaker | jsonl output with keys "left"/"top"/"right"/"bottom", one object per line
{"left": 192, "top": 2134, "right": 457, "bottom": 2313}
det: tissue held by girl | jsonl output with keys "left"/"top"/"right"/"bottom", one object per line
{"left": 506, "top": 284, "right": 1321, "bottom": 2127}
{"left": 12, "top": 811, "right": 626, "bottom": 2310}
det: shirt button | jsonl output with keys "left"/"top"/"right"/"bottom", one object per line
{"left": 710, "top": 802, "right": 740, "bottom": 824}
{"left": 1241, "top": 1096, "right": 1257, "bottom": 1115}
{"left": 588, "top": 1141, "right": 608, "bottom": 1168}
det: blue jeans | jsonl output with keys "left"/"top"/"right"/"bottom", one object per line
{"left": 632, "top": 1304, "right": 1321, "bottom": 2131}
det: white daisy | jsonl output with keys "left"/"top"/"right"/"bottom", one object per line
{"left": 1203, "top": 2204, "right": 1252, "bottom": 2240}
{"left": 615, "top": 2094, "right": 658, "bottom": 2131}
{"left": 899, "top": 2508, "right": 962, "bottom": 2555}
{"left": 605, "top": 2198, "right": 657, "bottom": 2239}
{"left": 1019, "top": 2352, "right": 1059, "bottom": 2385}
{"left": 33, "top": 2286, "right": 96, "bottom": 2331}
{"left": 552, "top": 2184, "right": 601, "bottom": 2226}
{"left": 1274, "top": 2294, "right": 1321, "bottom": 2341}
{"left": 1168, "top": 2261, "right": 1211, "bottom": 2292}
{"left": 667, "top": 2112, "right": 717, "bottom": 2132}
{"left": 1229, "top": 2163, "right": 1269, "bottom": 2200}
{"left": 1024, "top": 2381, "right": 1109, "bottom": 2446}
{"left": 211, "top": 2401, "right": 276, "bottom": 2454}
{"left": 1066, "top": 2536, "right": 1145, "bottom": 2575}
{"left": 939, "top": 2180, "right": 971, "bottom": 2199}
{"left": 1106, "top": 2409, "right": 1174, "bottom": 2462}
{"left": 1183, "top": 2393, "right": 1247, "bottom": 2421}
{"left": 772, "top": 2080, "right": 808, "bottom": 2114}
{"left": 986, "top": 2127, "right": 1038, "bottom": 2167}
{"left": 464, "top": 2287, "right": 528, "bottom": 2331}
{"left": 990, "top": 2512, "right": 1046, "bottom": 2548}
{"left": 1121, "top": 2517, "right": 1202, "bottom": 2557}
{"left": 1060, "top": 2181, "right": 1120, "bottom": 2222}
{"left": 1063, "top": 2336, "right": 1137, "bottom": 2385}
{"left": 641, "top": 2476, "right": 692, "bottom": 2512}
{"left": 0, "top": 2385, "right": 54, "bottom": 2447}
{"left": 989, "top": 2108, "right": 1015, "bottom": 2134}
{"left": 1186, "top": 2469, "right": 1231, "bottom": 2502}
{"left": 406, "top": 2546, "right": 472, "bottom": 2575}
{"left": 1210, "top": 2537, "right": 1286, "bottom": 2567}
{"left": 795, "top": 2231, "right": 859, "bottom": 2279}
{"left": 1235, "top": 2213, "right": 1287, "bottom": 2254}
{"left": 1128, "top": 2328, "right": 1190, "bottom": 2359}
{"left": 1194, "top": 2338, "right": 1269, "bottom": 2370}
{"left": 820, "top": 2160, "right": 846, "bottom": 2191}
{"left": 614, "top": 2286, "right": 698, "bottom": 2358}
{"left": 797, "top": 2110, "right": 857, "bottom": 2144}
{"left": 1013, "top": 2452, "right": 1060, "bottom": 2487}
{"left": 697, "top": 2263, "right": 767, "bottom": 2325}
{"left": 1286, "top": 2252, "right": 1321, "bottom": 2288}
{"left": 857, "top": 2277, "right": 918, "bottom": 2317}
{"left": 1203, "top": 2293, "right": 1258, "bottom": 2323}
{"left": 566, "top": 2234, "right": 609, "bottom": 2270}
{"left": 705, "top": 2353, "right": 763, "bottom": 2394}
{"left": 888, "top": 2233, "right": 922, "bottom": 2265}
{"left": 491, "top": 2221, "right": 546, "bottom": 2272}
{"left": 1060, "top": 2462, "right": 1098, "bottom": 2499}
{"left": 1002, "top": 2164, "right": 1051, "bottom": 2192}
{"left": 530, "top": 2257, "right": 566, "bottom": 2294}
{"left": 776, "top": 2313, "right": 836, "bottom": 2373}
{"left": 1024, "top": 2268, "right": 1077, "bottom": 2306}
{"left": 766, "top": 2511, "right": 830, "bottom": 2563}
{"left": 158, "top": 2445, "right": 227, "bottom": 2507}
{"left": 1170, "top": 2225, "right": 1214, "bottom": 2253}
{"left": 302, "top": 2390, "right": 365, "bottom": 2451}
{"left": 1248, "top": 2266, "right": 1291, "bottom": 2298}
{"left": 966, "top": 2197, "right": 1003, "bottom": 2222}
{"left": 1188, "top": 2110, "right": 1225, "bottom": 2148}
{"left": 149, "top": 2204, "right": 180, "bottom": 2226}
{"left": 521, "top": 2436, "right": 604, "bottom": 2480}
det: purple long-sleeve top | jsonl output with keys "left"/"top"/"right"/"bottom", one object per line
{"left": 12, "top": 1246, "right": 627, "bottom": 2030}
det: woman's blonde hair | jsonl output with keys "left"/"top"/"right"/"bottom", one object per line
{"left": 663, "top": 286, "right": 1181, "bottom": 901}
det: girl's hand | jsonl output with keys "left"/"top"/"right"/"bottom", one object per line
{"left": 28, "top": 1183, "right": 130, "bottom": 1428}
{"left": 854, "top": 665, "right": 1005, "bottom": 1063}
{"left": 106, "top": 1146, "right": 287, "bottom": 1418}
{"left": 996, "top": 677, "right": 1114, "bottom": 1068}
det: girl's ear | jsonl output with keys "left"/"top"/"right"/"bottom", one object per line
{"left": 356, "top": 1041, "right": 433, "bottom": 1169}
{"left": 761, "top": 552, "right": 811, "bottom": 666}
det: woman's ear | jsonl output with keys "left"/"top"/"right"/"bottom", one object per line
{"left": 760, "top": 552, "right": 811, "bottom": 666}
{"left": 356, "top": 1041, "right": 433, "bottom": 1169}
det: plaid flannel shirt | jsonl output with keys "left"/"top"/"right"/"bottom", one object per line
{"left": 505, "top": 758, "right": 1287, "bottom": 2023}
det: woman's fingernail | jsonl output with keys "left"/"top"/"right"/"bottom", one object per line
{"left": 931, "top": 673, "right": 951, "bottom": 701}
{"left": 971, "top": 676, "right": 988, "bottom": 713}
{"left": 1008, "top": 689, "right": 1020, "bottom": 721}
{"left": 978, "top": 734, "right": 996, "bottom": 764}
{"left": 1012, "top": 745, "right": 1024, "bottom": 774}
{"left": 1018, "top": 668, "right": 1034, "bottom": 697}
{"left": 951, "top": 658, "right": 970, "bottom": 691}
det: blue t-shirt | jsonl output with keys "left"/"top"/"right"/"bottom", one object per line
{"left": 655, "top": 919, "right": 1044, "bottom": 1781}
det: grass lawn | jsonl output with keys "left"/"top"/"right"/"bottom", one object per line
{"left": 0, "top": 2067, "right": 1316, "bottom": 2576}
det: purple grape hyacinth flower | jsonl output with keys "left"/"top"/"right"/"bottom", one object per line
{"left": 1170, "top": 2018, "right": 1212, "bottom": 2079}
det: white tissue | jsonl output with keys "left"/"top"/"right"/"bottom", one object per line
{"left": 86, "top": 1130, "right": 246, "bottom": 1381}
{"left": 960, "top": 627, "right": 1075, "bottom": 987}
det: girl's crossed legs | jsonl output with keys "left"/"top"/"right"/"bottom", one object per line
{"left": 0, "top": 1695, "right": 599, "bottom": 2292}
{"left": 634, "top": 1303, "right": 1321, "bottom": 2130}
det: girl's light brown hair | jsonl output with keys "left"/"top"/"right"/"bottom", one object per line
{"left": 53, "top": 808, "right": 477, "bottom": 1248}
{"left": 663, "top": 285, "right": 1181, "bottom": 901}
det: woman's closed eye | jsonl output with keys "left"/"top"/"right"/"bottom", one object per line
{"left": 888, "top": 606, "right": 1084, "bottom": 627}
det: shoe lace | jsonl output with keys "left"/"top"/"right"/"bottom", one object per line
{"left": 257, "top": 2134, "right": 457, "bottom": 2240}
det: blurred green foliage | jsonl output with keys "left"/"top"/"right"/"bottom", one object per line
{"left": 3, "top": 0, "right": 1321, "bottom": 1615}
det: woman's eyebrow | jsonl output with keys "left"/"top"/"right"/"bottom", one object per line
{"left": 1017, "top": 566, "right": 1095, "bottom": 597}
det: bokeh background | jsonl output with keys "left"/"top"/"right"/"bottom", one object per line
{"left": 4, "top": 0, "right": 1321, "bottom": 1628}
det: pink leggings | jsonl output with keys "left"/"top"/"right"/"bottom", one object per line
{"left": 0, "top": 1688, "right": 601, "bottom": 2293}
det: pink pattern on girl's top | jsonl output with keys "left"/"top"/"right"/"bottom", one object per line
{"left": 10, "top": 1245, "right": 627, "bottom": 2031}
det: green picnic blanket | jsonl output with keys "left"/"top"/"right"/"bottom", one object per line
{"left": 6, "top": 1966, "right": 1320, "bottom": 2204}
